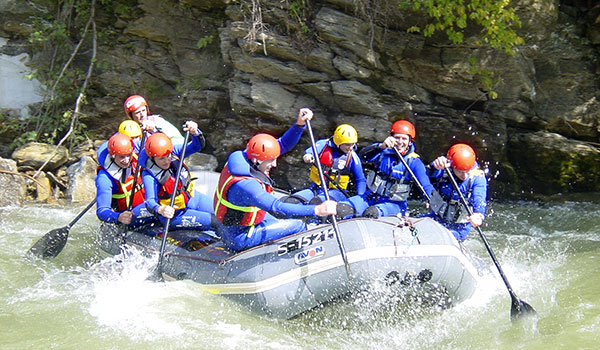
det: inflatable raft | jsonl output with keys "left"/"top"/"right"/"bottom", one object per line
{"left": 98, "top": 214, "right": 485, "bottom": 319}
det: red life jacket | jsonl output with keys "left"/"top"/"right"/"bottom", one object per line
{"left": 214, "top": 163, "right": 273, "bottom": 226}
{"left": 154, "top": 157, "right": 194, "bottom": 209}
{"left": 111, "top": 174, "right": 145, "bottom": 211}
{"left": 97, "top": 156, "right": 144, "bottom": 211}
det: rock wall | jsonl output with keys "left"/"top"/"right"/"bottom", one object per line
{"left": 1, "top": 0, "right": 599, "bottom": 199}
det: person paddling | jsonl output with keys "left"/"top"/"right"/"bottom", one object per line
{"left": 287, "top": 124, "right": 366, "bottom": 204}
{"left": 95, "top": 133, "right": 155, "bottom": 226}
{"left": 213, "top": 108, "right": 337, "bottom": 252}
{"left": 338, "top": 120, "right": 433, "bottom": 219}
{"left": 139, "top": 121, "right": 220, "bottom": 232}
{"left": 424, "top": 143, "right": 488, "bottom": 241}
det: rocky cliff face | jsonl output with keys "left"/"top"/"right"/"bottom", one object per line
{"left": 1, "top": 0, "right": 599, "bottom": 199}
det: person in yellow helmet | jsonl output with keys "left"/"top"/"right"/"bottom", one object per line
{"left": 286, "top": 124, "right": 366, "bottom": 205}
{"left": 118, "top": 120, "right": 143, "bottom": 154}
{"left": 119, "top": 120, "right": 142, "bottom": 138}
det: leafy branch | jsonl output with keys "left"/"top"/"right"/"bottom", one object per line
{"left": 400, "top": 0, "right": 524, "bottom": 54}
{"left": 33, "top": 0, "right": 97, "bottom": 178}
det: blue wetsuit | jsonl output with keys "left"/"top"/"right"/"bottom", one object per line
{"left": 216, "top": 123, "right": 318, "bottom": 251}
{"left": 423, "top": 165, "right": 488, "bottom": 241}
{"left": 340, "top": 142, "right": 433, "bottom": 217}
{"left": 140, "top": 132, "right": 215, "bottom": 231}
{"left": 292, "top": 138, "right": 366, "bottom": 202}
{"left": 95, "top": 138, "right": 155, "bottom": 226}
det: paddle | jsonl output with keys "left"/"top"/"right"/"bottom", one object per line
{"left": 392, "top": 147, "right": 431, "bottom": 202}
{"left": 444, "top": 167, "right": 536, "bottom": 321}
{"left": 148, "top": 130, "right": 191, "bottom": 282}
{"left": 321, "top": 171, "right": 351, "bottom": 199}
{"left": 27, "top": 198, "right": 96, "bottom": 258}
{"left": 305, "top": 119, "right": 352, "bottom": 277}
{"left": 115, "top": 133, "right": 147, "bottom": 241}
{"left": 126, "top": 132, "right": 146, "bottom": 212}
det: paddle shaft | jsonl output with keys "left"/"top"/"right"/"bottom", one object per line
{"left": 127, "top": 132, "right": 147, "bottom": 211}
{"left": 392, "top": 147, "right": 430, "bottom": 202}
{"left": 68, "top": 198, "right": 97, "bottom": 228}
{"left": 321, "top": 171, "right": 350, "bottom": 199}
{"left": 444, "top": 167, "right": 535, "bottom": 318}
{"left": 154, "top": 131, "right": 191, "bottom": 278}
{"left": 306, "top": 119, "right": 352, "bottom": 277}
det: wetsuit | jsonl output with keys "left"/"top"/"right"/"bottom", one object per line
{"left": 292, "top": 138, "right": 366, "bottom": 203}
{"left": 95, "top": 138, "right": 155, "bottom": 226}
{"left": 340, "top": 142, "right": 433, "bottom": 218}
{"left": 140, "top": 132, "right": 215, "bottom": 231}
{"left": 214, "top": 123, "right": 318, "bottom": 251}
{"left": 423, "top": 164, "right": 487, "bottom": 241}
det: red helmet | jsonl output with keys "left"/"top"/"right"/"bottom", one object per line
{"left": 108, "top": 133, "right": 134, "bottom": 156}
{"left": 124, "top": 95, "right": 149, "bottom": 117}
{"left": 145, "top": 133, "right": 173, "bottom": 157}
{"left": 447, "top": 143, "right": 476, "bottom": 171}
{"left": 246, "top": 134, "right": 281, "bottom": 161}
{"left": 390, "top": 120, "right": 416, "bottom": 139}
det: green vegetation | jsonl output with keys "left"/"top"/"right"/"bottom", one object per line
{"left": 288, "top": 0, "right": 311, "bottom": 34}
{"left": 10, "top": 0, "right": 134, "bottom": 151}
{"left": 395, "top": 0, "right": 523, "bottom": 100}
{"left": 196, "top": 35, "right": 215, "bottom": 49}
{"left": 400, "top": 0, "right": 523, "bottom": 54}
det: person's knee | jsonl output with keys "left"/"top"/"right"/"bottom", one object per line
{"left": 308, "top": 196, "right": 322, "bottom": 205}
{"left": 363, "top": 205, "right": 380, "bottom": 218}
{"left": 336, "top": 203, "right": 355, "bottom": 220}
{"left": 281, "top": 195, "right": 307, "bottom": 204}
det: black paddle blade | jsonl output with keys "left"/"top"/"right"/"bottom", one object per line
{"left": 510, "top": 298, "right": 537, "bottom": 321}
{"left": 27, "top": 226, "right": 70, "bottom": 259}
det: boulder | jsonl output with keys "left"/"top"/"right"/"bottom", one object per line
{"left": 65, "top": 156, "right": 97, "bottom": 202}
{"left": 11, "top": 142, "right": 69, "bottom": 171}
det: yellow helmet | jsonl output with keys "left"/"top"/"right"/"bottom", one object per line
{"left": 332, "top": 124, "right": 358, "bottom": 146}
{"left": 118, "top": 120, "right": 142, "bottom": 138}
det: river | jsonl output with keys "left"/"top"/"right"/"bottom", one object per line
{"left": 1, "top": 197, "right": 599, "bottom": 350}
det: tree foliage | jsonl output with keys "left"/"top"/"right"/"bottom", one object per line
{"left": 400, "top": 0, "right": 524, "bottom": 53}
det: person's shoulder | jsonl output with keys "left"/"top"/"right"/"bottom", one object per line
{"left": 227, "top": 150, "right": 251, "bottom": 176}
{"left": 95, "top": 168, "right": 111, "bottom": 183}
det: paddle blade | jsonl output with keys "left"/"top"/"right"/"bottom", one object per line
{"left": 27, "top": 226, "right": 70, "bottom": 259}
{"left": 510, "top": 298, "right": 537, "bottom": 321}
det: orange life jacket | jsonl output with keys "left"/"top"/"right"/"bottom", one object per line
{"left": 214, "top": 164, "right": 273, "bottom": 226}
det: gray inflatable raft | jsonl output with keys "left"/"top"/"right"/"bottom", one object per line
{"left": 97, "top": 170, "right": 486, "bottom": 319}
{"left": 98, "top": 215, "right": 485, "bottom": 319}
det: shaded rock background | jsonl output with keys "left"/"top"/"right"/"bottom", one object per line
{"left": 1, "top": 0, "right": 599, "bottom": 201}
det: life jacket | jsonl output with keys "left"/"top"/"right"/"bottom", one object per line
{"left": 98, "top": 155, "right": 144, "bottom": 211}
{"left": 144, "top": 155, "right": 194, "bottom": 210}
{"left": 366, "top": 151, "right": 419, "bottom": 201}
{"left": 430, "top": 168, "right": 484, "bottom": 223}
{"left": 309, "top": 140, "right": 353, "bottom": 190}
{"left": 214, "top": 163, "right": 273, "bottom": 226}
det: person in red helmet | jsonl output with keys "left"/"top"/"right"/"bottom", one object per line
{"left": 139, "top": 121, "right": 220, "bottom": 234}
{"left": 425, "top": 143, "right": 488, "bottom": 241}
{"left": 95, "top": 133, "right": 155, "bottom": 226}
{"left": 123, "top": 94, "right": 184, "bottom": 144}
{"left": 338, "top": 119, "right": 433, "bottom": 219}
{"left": 214, "top": 108, "right": 337, "bottom": 251}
